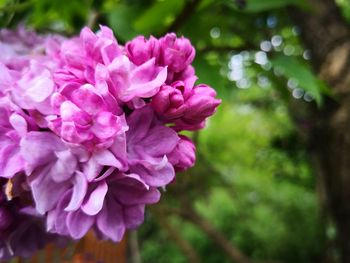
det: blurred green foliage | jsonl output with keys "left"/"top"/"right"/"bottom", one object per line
{"left": 2, "top": 0, "right": 349, "bottom": 262}
{"left": 141, "top": 85, "right": 325, "bottom": 263}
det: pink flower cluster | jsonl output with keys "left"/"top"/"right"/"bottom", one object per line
{"left": 0, "top": 26, "right": 220, "bottom": 258}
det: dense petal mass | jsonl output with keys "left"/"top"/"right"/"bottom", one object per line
{"left": 106, "top": 56, "right": 167, "bottom": 102}
{"left": 48, "top": 84, "right": 129, "bottom": 150}
{"left": 127, "top": 106, "right": 179, "bottom": 187}
{"left": 0, "top": 25, "right": 220, "bottom": 257}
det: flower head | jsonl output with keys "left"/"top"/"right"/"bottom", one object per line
{"left": 0, "top": 26, "right": 221, "bottom": 257}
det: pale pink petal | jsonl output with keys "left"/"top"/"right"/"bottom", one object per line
{"left": 81, "top": 181, "right": 108, "bottom": 216}
{"left": 65, "top": 171, "right": 88, "bottom": 212}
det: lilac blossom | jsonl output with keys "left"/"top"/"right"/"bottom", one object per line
{"left": 0, "top": 25, "right": 221, "bottom": 259}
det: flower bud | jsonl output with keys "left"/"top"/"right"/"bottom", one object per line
{"left": 159, "top": 33, "right": 195, "bottom": 72}
{"left": 125, "top": 36, "right": 159, "bottom": 66}
{"left": 168, "top": 135, "right": 196, "bottom": 172}
{"left": 182, "top": 84, "right": 221, "bottom": 124}
{"left": 173, "top": 84, "right": 221, "bottom": 131}
{"left": 151, "top": 77, "right": 195, "bottom": 119}
{"left": 151, "top": 83, "right": 185, "bottom": 119}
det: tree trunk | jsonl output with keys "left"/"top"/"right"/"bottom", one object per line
{"left": 290, "top": 0, "right": 350, "bottom": 262}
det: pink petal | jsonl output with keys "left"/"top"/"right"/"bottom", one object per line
{"left": 83, "top": 158, "right": 102, "bottom": 182}
{"left": 120, "top": 58, "right": 167, "bottom": 101}
{"left": 66, "top": 210, "right": 94, "bottom": 239}
{"left": 126, "top": 106, "right": 154, "bottom": 143}
{"left": 9, "top": 113, "right": 27, "bottom": 137}
{"left": 26, "top": 71, "right": 54, "bottom": 102}
{"left": 65, "top": 171, "right": 88, "bottom": 212}
{"left": 96, "top": 197, "right": 125, "bottom": 242}
{"left": 90, "top": 112, "right": 119, "bottom": 139}
{"left": 141, "top": 126, "right": 179, "bottom": 156}
{"left": 30, "top": 166, "right": 70, "bottom": 214}
{"left": 50, "top": 150, "right": 77, "bottom": 182}
{"left": 70, "top": 84, "right": 104, "bottom": 115}
{"left": 130, "top": 158, "right": 175, "bottom": 187}
{"left": 93, "top": 149, "right": 123, "bottom": 169}
{"left": 20, "top": 132, "right": 65, "bottom": 171}
{"left": 0, "top": 143, "right": 23, "bottom": 178}
{"left": 81, "top": 181, "right": 108, "bottom": 216}
{"left": 124, "top": 205, "right": 145, "bottom": 229}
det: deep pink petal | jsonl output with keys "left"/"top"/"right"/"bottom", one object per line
{"left": 70, "top": 84, "right": 105, "bottom": 115}
{"left": 126, "top": 106, "right": 154, "bottom": 143}
{"left": 140, "top": 126, "right": 179, "bottom": 156}
{"left": 130, "top": 158, "right": 175, "bottom": 187}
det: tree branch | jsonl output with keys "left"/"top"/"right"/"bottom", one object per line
{"left": 158, "top": 204, "right": 252, "bottom": 263}
{"left": 152, "top": 207, "right": 201, "bottom": 263}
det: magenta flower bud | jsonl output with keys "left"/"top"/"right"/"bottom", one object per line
{"left": 159, "top": 33, "right": 195, "bottom": 72}
{"left": 151, "top": 77, "right": 196, "bottom": 119}
{"left": 174, "top": 84, "right": 221, "bottom": 130}
{"left": 168, "top": 135, "right": 196, "bottom": 172}
{"left": 125, "top": 36, "right": 160, "bottom": 66}
{"left": 151, "top": 83, "right": 185, "bottom": 119}
{"left": 184, "top": 84, "right": 221, "bottom": 122}
{"left": 0, "top": 207, "right": 12, "bottom": 231}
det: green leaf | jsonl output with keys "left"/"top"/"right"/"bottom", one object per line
{"left": 271, "top": 54, "right": 327, "bottom": 105}
{"left": 228, "top": 0, "right": 306, "bottom": 12}
{"left": 106, "top": 4, "right": 143, "bottom": 42}
{"left": 246, "top": 0, "right": 300, "bottom": 11}
{"left": 133, "top": 0, "right": 185, "bottom": 35}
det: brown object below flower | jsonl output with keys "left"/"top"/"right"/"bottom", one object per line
{"left": 3, "top": 232, "right": 127, "bottom": 263}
